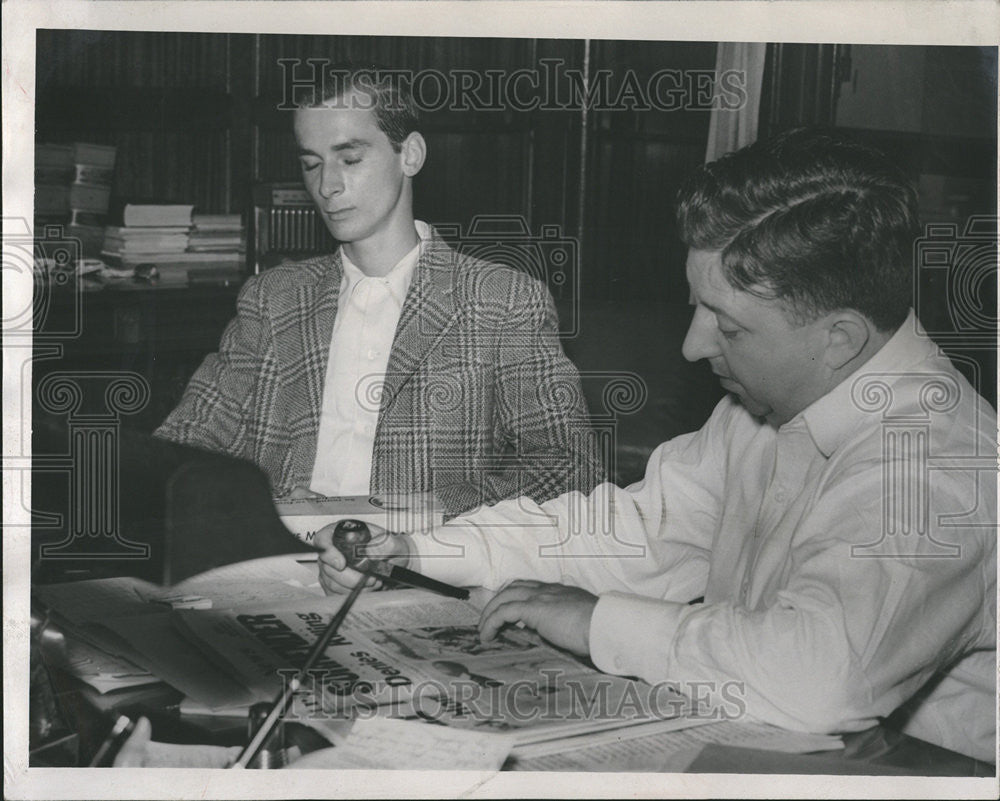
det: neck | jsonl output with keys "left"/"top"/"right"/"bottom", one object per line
{"left": 833, "top": 325, "right": 895, "bottom": 386}
{"left": 343, "top": 218, "right": 420, "bottom": 277}
{"left": 771, "top": 324, "right": 897, "bottom": 428}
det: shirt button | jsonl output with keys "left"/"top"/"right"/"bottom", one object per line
{"left": 773, "top": 486, "right": 787, "bottom": 504}
{"left": 364, "top": 424, "right": 374, "bottom": 436}
{"left": 367, "top": 349, "right": 378, "bottom": 360}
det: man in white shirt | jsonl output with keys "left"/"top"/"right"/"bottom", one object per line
{"left": 318, "top": 129, "right": 997, "bottom": 761}
{"left": 157, "top": 68, "right": 603, "bottom": 514}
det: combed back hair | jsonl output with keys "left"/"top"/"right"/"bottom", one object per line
{"left": 677, "top": 128, "right": 918, "bottom": 332}
{"left": 307, "top": 64, "right": 419, "bottom": 152}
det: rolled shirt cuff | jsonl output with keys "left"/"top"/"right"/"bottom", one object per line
{"left": 589, "top": 591, "right": 686, "bottom": 683}
{"left": 408, "top": 522, "right": 492, "bottom": 589}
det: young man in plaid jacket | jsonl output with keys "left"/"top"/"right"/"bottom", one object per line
{"left": 155, "top": 68, "right": 603, "bottom": 516}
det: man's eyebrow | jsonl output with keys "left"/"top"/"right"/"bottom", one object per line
{"left": 699, "top": 298, "right": 746, "bottom": 326}
{"left": 297, "top": 139, "right": 371, "bottom": 156}
{"left": 331, "top": 139, "right": 371, "bottom": 152}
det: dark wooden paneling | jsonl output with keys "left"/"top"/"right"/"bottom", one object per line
{"left": 35, "top": 30, "right": 230, "bottom": 88}
{"left": 583, "top": 39, "right": 717, "bottom": 303}
{"left": 35, "top": 30, "right": 238, "bottom": 213}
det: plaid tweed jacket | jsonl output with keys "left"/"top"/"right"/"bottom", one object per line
{"left": 155, "top": 227, "right": 603, "bottom": 515}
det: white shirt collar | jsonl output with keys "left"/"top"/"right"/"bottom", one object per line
{"left": 339, "top": 220, "right": 431, "bottom": 305}
{"left": 799, "top": 310, "right": 940, "bottom": 456}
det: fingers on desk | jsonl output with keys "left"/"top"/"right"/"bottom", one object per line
{"left": 479, "top": 582, "right": 545, "bottom": 641}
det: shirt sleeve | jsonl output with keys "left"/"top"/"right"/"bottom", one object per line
{"left": 413, "top": 397, "right": 739, "bottom": 600}
{"left": 588, "top": 456, "right": 994, "bottom": 737}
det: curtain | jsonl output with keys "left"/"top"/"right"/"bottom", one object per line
{"left": 705, "top": 42, "right": 767, "bottom": 163}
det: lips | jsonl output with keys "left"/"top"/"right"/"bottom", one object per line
{"left": 715, "top": 374, "right": 740, "bottom": 391}
{"left": 326, "top": 208, "right": 355, "bottom": 220}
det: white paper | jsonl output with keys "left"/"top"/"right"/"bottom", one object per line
{"left": 61, "top": 636, "right": 158, "bottom": 694}
{"left": 100, "top": 613, "right": 257, "bottom": 709}
{"left": 286, "top": 717, "right": 515, "bottom": 771}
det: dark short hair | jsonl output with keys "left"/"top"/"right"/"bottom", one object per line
{"left": 306, "top": 64, "right": 419, "bottom": 152}
{"left": 677, "top": 128, "right": 918, "bottom": 331}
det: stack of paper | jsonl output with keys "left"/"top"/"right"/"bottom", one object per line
{"left": 33, "top": 555, "right": 327, "bottom": 706}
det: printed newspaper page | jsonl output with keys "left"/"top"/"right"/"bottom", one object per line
{"left": 173, "top": 589, "right": 700, "bottom": 745}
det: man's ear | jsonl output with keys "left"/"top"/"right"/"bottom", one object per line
{"left": 400, "top": 132, "right": 426, "bottom": 178}
{"left": 823, "top": 310, "right": 872, "bottom": 370}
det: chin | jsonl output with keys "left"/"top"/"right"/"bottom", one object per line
{"left": 324, "top": 223, "right": 355, "bottom": 243}
{"left": 324, "top": 216, "right": 370, "bottom": 244}
{"left": 733, "top": 393, "right": 772, "bottom": 421}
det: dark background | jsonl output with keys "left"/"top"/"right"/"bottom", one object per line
{"left": 33, "top": 32, "right": 998, "bottom": 491}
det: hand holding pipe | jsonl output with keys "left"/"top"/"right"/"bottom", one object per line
{"left": 331, "top": 519, "right": 469, "bottom": 601}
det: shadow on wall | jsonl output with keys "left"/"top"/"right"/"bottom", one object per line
{"left": 561, "top": 301, "right": 724, "bottom": 487}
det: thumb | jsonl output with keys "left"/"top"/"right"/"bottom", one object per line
{"left": 113, "top": 716, "right": 152, "bottom": 767}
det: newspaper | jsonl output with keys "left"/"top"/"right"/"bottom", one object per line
{"left": 172, "top": 589, "right": 696, "bottom": 746}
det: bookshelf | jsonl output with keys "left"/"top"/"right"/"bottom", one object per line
{"left": 34, "top": 31, "right": 722, "bottom": 297}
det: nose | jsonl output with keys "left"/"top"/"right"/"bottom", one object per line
{"left": 319, "top": 163, "right": 345, "bottom": 199}
{"left": 681, "top": 305, "right": 721, "bottom": 363}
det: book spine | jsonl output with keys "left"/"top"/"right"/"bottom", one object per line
{"left": 72, "top": 142, "right": 117, "bottom": 170}
{"left": 271, "top": 188, "right": 313, "bottom": 206}
{"left": 69, "top": 209, "right": 106, "bottom": 228}
{"left": 35, "top": 144, "right": 74, "bottom": 167}
{"left": 36, "top": 166, "right": 76, "bottom": 184}
{"left": 35, "top": 185, "right": 71, "bottom": 214}
{"left": 74, "top": 164, "right": 116, "bottom": 186}
{"left": 68, "top": 182, "right": 112, "bottom": 213}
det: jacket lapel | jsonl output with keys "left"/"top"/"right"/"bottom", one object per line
{"left": 273, "top": 252, "right": 343, "bottom": 489}
{"left": 380, "top": 230, "right": 461, "bottom": 413}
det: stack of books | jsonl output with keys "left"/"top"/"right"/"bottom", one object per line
{"left": 102, "top": 224, "right": 192, "bottom": 258}
{"left": 102, "top": 203, "right": 194, "bottom": 282}
{"left": 103, "top": 204, "right": 245, "bottom": 284}
{"left": 35, "top": 142, "right": 118, "bottom": 256}
{"left": 188, "top": 213, "right": 245, "bottom": 260}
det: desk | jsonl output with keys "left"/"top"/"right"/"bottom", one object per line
{"left": 35, "top": 654, "right": 993, "bottom": 776}
{"left": 687, "top": 727, "right": 993, "bottom": 777}
{"left": 34, "top": 279, "right": 241, "bottom": 431}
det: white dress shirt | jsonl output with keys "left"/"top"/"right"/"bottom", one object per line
{"left": 411, "top": 312, "right": 997, "bottom": 760}
{"left": 310, "top": 222, "right": 428, "bottom": 495}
